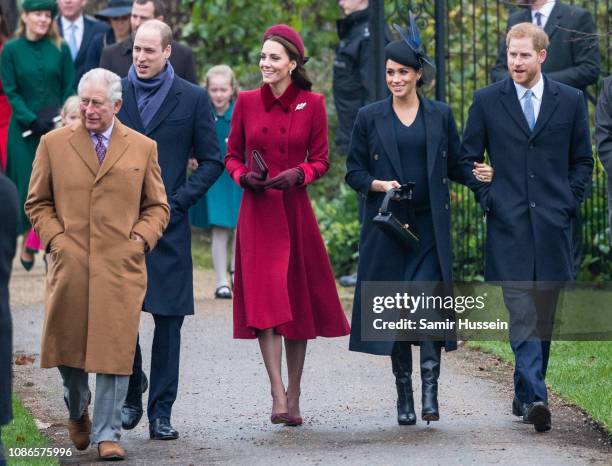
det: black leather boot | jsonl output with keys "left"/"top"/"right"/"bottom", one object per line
{"left": 420, "top": 341, "right": 442, "bottom": 424}
{"left": 391, "top": 342, "right": 416, "bottom": 425}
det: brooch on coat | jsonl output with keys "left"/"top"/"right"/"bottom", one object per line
{"left": 295, "top": 102, "right": 307, "bottom": 111}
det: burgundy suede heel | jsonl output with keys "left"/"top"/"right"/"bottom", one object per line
{"left": 285, "top": 415, "right": 303, "bottom": 426}
{"left": 270, "top": 413, "right": 290, "bottom": 424}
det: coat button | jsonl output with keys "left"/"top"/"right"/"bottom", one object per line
{"left": 262, "top": 127, "right": 268, "bottom": 133}
{"left": 373, "top": 153, "right": 379, "bottom": 160}
{"left": 530, "top": 201, "right": 536, "bottom": 208}
{"left": 442, "top": 178, "right": 447, "bottom": 185}
{"left": 442, "top": 151, "right": 447, "bottom": 158}
{"left": 280, "top": 148, "right": 285, "bottom": 154}
{"left": 529, "top": 144, "right": 534, "bottom": 149}
{"left": 445, "top": 203, "right": 449, "bottom": 210}
{"left": 281, "top": 128, "right": 286, "bottom": 134}
{"left": 528, "top": 172, "right": 535, "bottom": 178}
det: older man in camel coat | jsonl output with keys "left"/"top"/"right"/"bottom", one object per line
{"left": 25, "top": 68, "right": 169, "bottom": 461}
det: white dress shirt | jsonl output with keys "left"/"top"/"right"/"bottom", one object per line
{"left": 61, "top": 15, "right": 84, "bottom": 52}
{"left": 514, "top": 75, "right": 545, "bottom": 121}
{"left": 89, "top": 118, "right": 115, "bottom": 151}
{"left": 532, "top": 1, "right": 556, "bottom": 29}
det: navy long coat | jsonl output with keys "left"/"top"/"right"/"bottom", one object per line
{"left": 461, "top": 77, "right": 593, "bottom": 282}
{"left": 346, "top": 96, "right": 471, "bottom": 355}
{"left": 0, "top": 174, "right": 18, "bottom": 425}
{"left": 118, "top": 75, "right": 223, "bottom": 316}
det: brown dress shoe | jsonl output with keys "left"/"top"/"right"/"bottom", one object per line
{"left": 98, "top": 441, "right": 125, "bottom": 461}
{"left": 68, "top": 409, "right": 91, "bottom": 451}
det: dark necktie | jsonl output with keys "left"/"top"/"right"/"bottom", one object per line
{"left": 534, "top": 12, "right": 543, "bottom": 28}
{"left": 94, "top": 134, "right": 107, "bottom": 165}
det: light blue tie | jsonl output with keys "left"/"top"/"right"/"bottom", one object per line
{"left": 523, "top": 90, "right": 536, "bottom": 131}
{"left": 67, "top": 23, "right": 78, "bottom": 60}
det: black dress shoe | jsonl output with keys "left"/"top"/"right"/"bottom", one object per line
{"left": 512, "top": 396, "right": 531, "bottom": 422}
{"left": 525, "top": 402, "right": 551, "bottom": 432}
{"left": 149, "top": 417, "right": 179, "bottom": 440}
{"left": 121, "top": 404, "right": 143, "bottom": 430}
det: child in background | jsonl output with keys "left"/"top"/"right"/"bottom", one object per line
{"left": 21, "top": 96, "right": 81, "bottom": 269}
{"left": 189, "top": 65, "right": 242, "bottom": 299}
{"left": 59, "top": 95, "right": 80, "bottom": 127}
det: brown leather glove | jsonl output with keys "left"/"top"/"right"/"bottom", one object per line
{"left": 239, "top": 171, "right": 268, "bottom": 192}
{"left": 264, "top": 168, "right": 305, "bottom": 190}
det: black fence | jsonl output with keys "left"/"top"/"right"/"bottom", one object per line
{"left": 376, "top": 0, "right": 612, "bottom": 280}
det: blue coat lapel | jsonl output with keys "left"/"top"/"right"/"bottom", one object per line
{"left": 374, "top": 96, "right": 403, "bottom": 181}
{"left": 121, "top": 81, "right": 146, "bottom": 133}
{"left": 530, "top": 76, "right": 560, "bottom": 141}
{"left": 145, "top": 78, "right": 181, "bottom": 135}
{"left": 421, "top": 97, "right": 441, "bottom": 180}
{"left": 500, "top": 77, "right": 532, "bottom": 138}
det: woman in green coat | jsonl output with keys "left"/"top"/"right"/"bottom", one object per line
{"left": 1, "top": 0, "right": 74, "bottom": 268}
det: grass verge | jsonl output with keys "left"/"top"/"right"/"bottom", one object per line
{"left": 468, "top": 340, "right": 612, "bottom": 433}
{"left": 1, "top": 395, "right": 57, "bottom": 466}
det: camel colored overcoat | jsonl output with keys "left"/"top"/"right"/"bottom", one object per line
{"left": 25, "top": 119, "right": 169, "bottom": 375}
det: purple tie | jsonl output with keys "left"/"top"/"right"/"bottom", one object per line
{"left": 94, "top": 134, "right": 106, "bottom": 165}
{"left": 534, "top": 12, "right": 543, "bottom": 28}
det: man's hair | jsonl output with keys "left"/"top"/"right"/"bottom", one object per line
{"left": 78, "top": 68, "right": 123, "bottom": 105}
{"left": 506, "top": 22, "right": 549, "bottom": 51}
{"left": 134, "top": 0, "right": 165, "bottom": 18}
{"left": 138, "top": 19, "right": 173, "bottom": 49}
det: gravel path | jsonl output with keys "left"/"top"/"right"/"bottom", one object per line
{"left": 8, "top": 258, "right": 611, "bottom": 465}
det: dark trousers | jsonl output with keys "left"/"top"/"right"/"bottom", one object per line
{"left": 502, "top": 287, "right": 560, "bottom": 405}
{"left": 126, "top": 314, "right": 184, "bottom": 422}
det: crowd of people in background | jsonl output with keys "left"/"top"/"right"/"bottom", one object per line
{"left": 0, "top": 0, "right": 611, "bottom": 463}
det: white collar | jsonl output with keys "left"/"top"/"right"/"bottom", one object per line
{"left": 532, "top": 1, "right": 556, "bottom": 20}
{"left": 90, "top": 118, "right": 115, "bottom": 141}
{"left": 514, "top": 74, "right": 544, "bottom": 101}
{"left": 62, "top": 14, "right": 84, "bottom": 29}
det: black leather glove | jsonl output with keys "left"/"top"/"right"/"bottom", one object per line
{"left": 29, "top": 118, "right": 54, "bottom": 137}
{"left": 240, "top": 172, "right": 268, "bottom": 192}
{"left": 264, "top": 168, "right": 304, "bottom": 190}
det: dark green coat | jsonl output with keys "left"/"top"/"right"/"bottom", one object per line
{"left": 1, "top": 36, "right": 74, "bottom": 233}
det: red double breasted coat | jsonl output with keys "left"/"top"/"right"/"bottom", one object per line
{"left": 225, "top": 83, "right": 350, "bottom": 339}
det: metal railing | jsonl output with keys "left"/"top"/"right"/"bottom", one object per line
{"left": 371, "top": 0, "right": 612, "bottom": 280}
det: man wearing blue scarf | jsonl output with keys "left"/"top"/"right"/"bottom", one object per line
{"left": 118, "top": 20, "right": 223, "bottom": 440}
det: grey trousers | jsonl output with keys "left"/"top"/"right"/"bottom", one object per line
{"left": 58, "top": 366, "right": 129, "bottom": 444}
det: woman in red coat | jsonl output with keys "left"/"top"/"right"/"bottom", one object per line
{"left": 225, "top": 24, "right": 350, "bottom": 426}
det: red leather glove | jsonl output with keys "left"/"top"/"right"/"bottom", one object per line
{"left": 239, "top": 172, "right": 268, "bottom": 192}
{"left": 264, "top": 168, "right": 305, "bottom": 190}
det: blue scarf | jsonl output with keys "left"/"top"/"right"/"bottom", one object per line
{"left": 127, "top": 61, "right": 175, "bottom": 130}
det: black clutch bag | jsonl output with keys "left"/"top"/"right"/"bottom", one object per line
{"left": 251, "top": 150, "right": 268, "bottom": 178}
{"left": 373, "top": 184, "right": 420, "bottom": 251}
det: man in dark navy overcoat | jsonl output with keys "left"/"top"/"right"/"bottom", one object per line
{"left": 461, "top": 22, "right": 592, "bottom": 433}
{"left": 117, "top": 20, "right": 222, "bottom": 439}
{"left": 0, "top": 174, "right": 18, "bottom": 465}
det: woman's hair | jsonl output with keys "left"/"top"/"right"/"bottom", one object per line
{"left": 205, "top": 64, "right": 239, "bottom": 100}
{"left": 60, "top": 95, "right": 80, "bottom": 118}
{"left": 16, "top": 10, "right": 62, "bottom": 48}
{"left": 264, "top": 35, "right": 312, "bottom": 91}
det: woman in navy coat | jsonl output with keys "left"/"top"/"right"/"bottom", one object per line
{"left": 346, "top": 38, "right": 491, "bottom": 425}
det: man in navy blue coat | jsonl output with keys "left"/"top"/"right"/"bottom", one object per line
{"left": 0, "top": 174, "right": 18, "bottom": 466}
{"left": 461, "top": 22, "right": 592, "bottom": 433}
{"left": 117, "top": 20, "right": 223, "bottom": 439}
{"left": 57, "top": 0, "right": 110, "bottom": 83}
